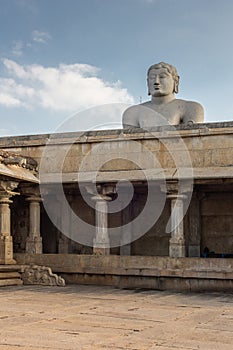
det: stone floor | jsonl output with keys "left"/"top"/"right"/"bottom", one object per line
{"left": 0, "top": 285, "right": 233, "bottom": 350}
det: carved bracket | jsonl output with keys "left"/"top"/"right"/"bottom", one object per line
{"left": 21, "top": 265, "right": 65, "bottom": 286}
{"left": 0, "top": 150, "right": 38, "bottom": 172}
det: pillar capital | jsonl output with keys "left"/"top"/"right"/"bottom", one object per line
{"left": 85, "top": 183, "right": 116, "bottom": 198}
{"left": 160, "top": 180, "right": 192, "bottom": 196}
{"left": 0, "top": 180, "right": 19, "bottom": 198}
{"left": 19, "top": 183, "right": 40, "bottom": 197}
{"left": 0, "top": 196, "right": 13, "bottom": 204}
{"left": 25, "top": 196, "right": 42, "bottom": 203}
{"left": 167, "top": 194, "right": 187, "bottom": 200}
{"left": 91, "top": 194, "right": 112, "bottom": 202}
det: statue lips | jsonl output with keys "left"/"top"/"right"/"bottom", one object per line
{"left": 153, "top": 83, "right": 160, "bottom": 90}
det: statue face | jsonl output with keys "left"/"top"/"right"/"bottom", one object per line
{"left": 148, "top": 68, "right": 174, "bottom": 97}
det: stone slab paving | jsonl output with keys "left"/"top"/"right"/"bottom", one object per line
{"left": 0, "top": 285, "right": 233, "bottom": 350}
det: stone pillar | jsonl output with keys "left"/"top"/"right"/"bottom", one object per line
{"left": 160, "top": 181, "right": 191, "bottom": 258}
{"left": 92, "top": 195, "right": 111, "bottom": 255}
{"left": 168, "top": 194, "right": 186, "bottom": 258}
{"left": 0, "top": 195, "right": 15, "bottom": 264}
{"left": 25, "top": 196, "right": 42, "bottom": 254}
{"left": 0, "top": 180, "right": 19, "bottom": 264}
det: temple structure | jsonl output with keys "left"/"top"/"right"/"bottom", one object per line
{"left": 0, "top": 121, "right": 233, "bottom": 291}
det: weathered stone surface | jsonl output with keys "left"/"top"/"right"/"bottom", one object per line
{"left": 0, "top": 285, "right": 233, "bottom": 349}
{"left": 0, "top": 264, "right": 23, "bottom": 286}
{"left": 21, "top": 265, "right": 65, "bottom": 286}
{"left": 123, "top": 62, "right": 204, "bottom": 128}
{"left": 0, "top": 123, "right": 232, "bottom": 182}
{"left": 0, "top": 122, "right": 232, "bottom": 291}
{"left": 15, "top": 254, "right": 233, "bottom": 292}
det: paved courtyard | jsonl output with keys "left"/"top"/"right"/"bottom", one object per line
{"left": 0, "top": 284, "right": 232, "bottom": 350}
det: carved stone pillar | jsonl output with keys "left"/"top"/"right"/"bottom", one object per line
{"left": 161, "top": 181, "right": 190, "bottom": 258}
{"left": 167, "top": 194, "right": 186, "bottom": 257}
{"left": 92, "top": 194, "right": 111, "bottom": 255}
{"left": 25, "top": 196, "right": 42, "bottom": 254}
{"left": 0, "top": 181, "right": 19, "bottom": 264}
{"left": 86, "top": 184, "right": 115, "bottom": 255}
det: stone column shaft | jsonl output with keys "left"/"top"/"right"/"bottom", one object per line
{"left": 29, "top": 201, "right": 40, "bottom": 236}
{"left": 168, "top": 194, "right": 186, "bottom": 258}
{"left": 0, "top": 196, "right": 15, "bottom": 264}
{"left": 26, "top": 197, "right": 42, "bottom": 254}
{"left": 93, "top": 196, "right": 110, "bottom": 255}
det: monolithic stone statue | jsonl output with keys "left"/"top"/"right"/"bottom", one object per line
{"left": 122, "top": 62, "right": 204, "bottom": 128}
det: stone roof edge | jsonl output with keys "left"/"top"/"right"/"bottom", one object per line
{"left": 0, "top": 121, "right": 233, "bottom": 148}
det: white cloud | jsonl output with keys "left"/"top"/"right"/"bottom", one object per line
{"left": 0, "top": 93, "right": 21, "bottom": 107}
{"left": 32, "top": 30, "right": 51, "bottom": 44}
{"left": 12, "top": 41, "right": 24, "bottom": 57}
{"left": 0, "top": 59, "right": 134, "bottom": 112}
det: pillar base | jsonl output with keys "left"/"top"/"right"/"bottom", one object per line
{"left": 93, "top": 239, "right": 110, "bottom": 255}
{"left": 169, "top": 240, "right": 186, "bottom": 258}
{"left": 93, "top": 247, "right": 110, "bottom": 255}
{"left": 25, "top": 236, "right": 42, "bottom": 254}
{"left": 0, "top": 236, "right": 16, "bottom": 264}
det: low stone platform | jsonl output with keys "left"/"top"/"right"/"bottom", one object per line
{"left": 14, "top": 254, "right": 233, "bottom": 292}
{"left": 0, "top": 265, "right": 23, "bottom": 287}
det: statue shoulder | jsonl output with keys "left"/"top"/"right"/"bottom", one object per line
{"left": 176, "top": 99, "right": 204, "bottom": 124}
{"left": 122, "top": 105, "right": 141, "bottom": 128}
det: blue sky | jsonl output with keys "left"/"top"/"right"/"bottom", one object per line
{"left": 0, "top": 0, "right": 233, "bottom": 136}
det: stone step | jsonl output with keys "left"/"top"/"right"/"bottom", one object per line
{"left": 0, "top": 264, "right": 22, "bottom": 272}
{"left": 0, "top": 265, "right": 23, "bottom": 287}
{"left": 0, "top": 278, "right": 23, "bottom": 287}
{"left": 0, "top": 271, "right": 21, "bottom": 279}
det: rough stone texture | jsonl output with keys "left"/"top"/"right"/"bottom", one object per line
{"left": 0, "top": 122, "right": 233, "bottom": 285}
{"left": 21, "top": 265, "right": 65, "bottom": 286}
{"left": 0, "top": 285, "right": 233, "bottom": 349}
{"left": 123, "top": 62, "right": 204, "bottom": 128}
{"left": 15, "top": 254, "right": 233, "bottom": 292}
{"left": 0, "top": 122, "right": 232, "bottom": 177}
{"left": 0, "top": 265, "right": 23, "bottom": 286}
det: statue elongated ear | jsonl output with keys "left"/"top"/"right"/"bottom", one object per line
{"left": 147, "top": 78, "right": 151, "bottom": 95}
{"left": 174, "top": 76, "right": 180, "bottom": 94}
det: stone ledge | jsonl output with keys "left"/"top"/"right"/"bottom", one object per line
{"left": 1, "top": 121, "right": 233, "bottom": 148}
{"left": 14, "top": 254, "right": 233, "bottom": 286}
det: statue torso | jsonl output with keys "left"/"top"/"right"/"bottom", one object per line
{"left": 139, "top": 99, "right": 182, "bottom": 127}
{"left": 122, "top": 98, "right": 204, "bottom": 128}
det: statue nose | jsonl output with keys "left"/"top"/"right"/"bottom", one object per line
{"left": 154, "top": 76, "right": 159, "bottom": 84}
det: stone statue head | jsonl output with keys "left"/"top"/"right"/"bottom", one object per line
{"left": 147, "top": 62, "right": 180, "bottom": 95}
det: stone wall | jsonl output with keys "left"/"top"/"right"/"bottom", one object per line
{"left": 0, "top": 122, "right": 232, "bottom": 178}
{"left": 14, "top": 253, "right": 233, "bottom": 292}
